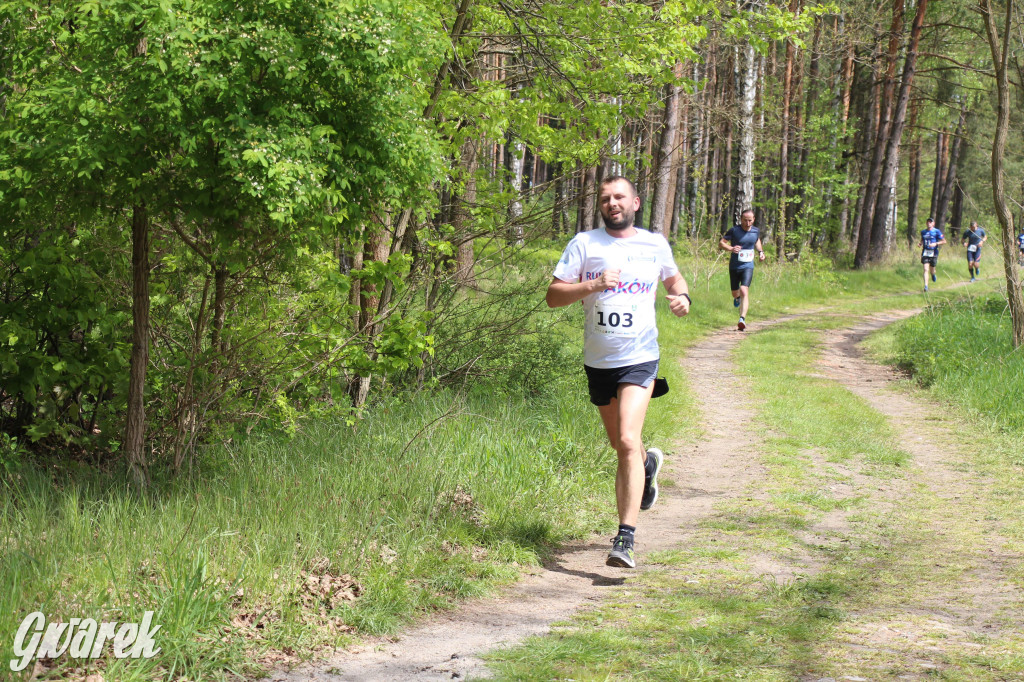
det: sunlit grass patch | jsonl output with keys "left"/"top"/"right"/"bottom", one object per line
{"left": 647, "top": 546, "right": 742, "bottom": 567}
{"left": 734, "top": 325, "right": 911, "bottom": 469}
{"left": 488, "top": 565, "right": 855, "bottom": 681}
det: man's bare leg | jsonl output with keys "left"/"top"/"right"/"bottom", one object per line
{"left": 597, "top": 382, "right": 654, "bottom": 527}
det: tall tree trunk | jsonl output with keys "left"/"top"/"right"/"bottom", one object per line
{"left": 506, "top": 134, "right": 526, "bottom": 244}
{"left": 980, "top": 0, "right": 1024, "bottom": 348}
{"left": 454, "top": 136, "right": 480, "bottom": 286}
{"left": 934, "top": 104, "right": 966, "bottom": 236}
{"left": 671, "top": 92, "right": 690, "bottom": 238}
{"left": 735, "top": 39, "right": 758, "bottom": 223}
{"left": 792, "top": 18, "right": 820, "bottom": 251}
{"left": 210, "top": 264, "right": 228, "bottom": 353}
{"left": 854, "top": 1, "right": 904, "bottom": 267}
{"left": 579, "top": 165, "right": 597, "bottom": 232}
{"left": 125, "top": 204, "right": 150, "bottom": 491}
{"left": 777, "top": 0, "right": 799, "bottom": 259}
{"left": 650, "top": 75, "right": 681, "bottom": 237}
{"left": 930, "top": 131, "right": 947, "bottom": 222}
{"left": 349, "top": 219, "right": 391, "bottom": 407}
{"left": 551, "top": 163, "right": 567, "bottom": 234}
{"left": 866, "top": 0, "right": 927, "bottom": 263}
{"left": 950, "top": 181, "right": 965, "bottom": 238}
{"left": 691, "top": 63, "right": 709, "bottom": 236}
{"left": 592, "top": 159, "right": 607, "bottom": 230}
{"left": 906, "top": 138, "right": 922, "bottom": 249}
{"left": 850, "top": 49, "right": 878, "bottom": 248}
{"left": 636, "top": 105, "right": 657, "bottom": 229}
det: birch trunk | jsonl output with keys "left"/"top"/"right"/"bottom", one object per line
{"left": 735, "top": 40, "right": 758, "bottom": 223}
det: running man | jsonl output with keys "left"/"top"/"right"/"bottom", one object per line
{"left": 919, "top": 217, "right": 946, "bottom": 292}
{"left": 719, "top": 209, "right": 766, "bottom": 331}
{"left": 1018, "top": 231, "right": 1024, "bottom": 266}
{"left": 962, "top": 221, "right": 987, "bottom": 282}
{"left": 546, "top": 176, "right": 691, "bottom": 569}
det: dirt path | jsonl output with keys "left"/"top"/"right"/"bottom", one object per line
{"left": 814, "top": 313, "right": 1024, "bottom": 672}
{"left": 269, "top": 321, "right": 778, "bottom": 681}
{"left": 270, "top": 307, "right": 1023, "bottom": 681}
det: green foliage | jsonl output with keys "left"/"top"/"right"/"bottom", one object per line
{"left": 0, "top": 221, "right": 129, "bottom": 450}
{"left": 0, "top": 0, "right": 448, "bottom": 459}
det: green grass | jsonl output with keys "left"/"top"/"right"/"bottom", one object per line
{"left": 869, "top": 290, "right": 1024, "bottom": 433}
{"left": 0, "top": 253, "right": 958, "bottom": 680}
{"left": 1, "top": 387, "right": 613, "bottom": 680}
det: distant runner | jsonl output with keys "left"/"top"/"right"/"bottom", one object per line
{"left": 719, "top": 209, "right": 766, "bottom": 331}
{"left": 546, "top": 176, "right": 691, "bottom": 569}
{"left": 962, "top": 221, "right": 987, "bottom": 282}
{"left": 1018, "top": 231, "right": 1024, "bottom": 265}
{"left": 919, "top": 217, "right": 946, "bottom": 292}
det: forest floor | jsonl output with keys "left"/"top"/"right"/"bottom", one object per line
{"left": 267, "top": 300, "right": 1024, "bottom": 681}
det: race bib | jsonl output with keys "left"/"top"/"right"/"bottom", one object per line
{"left": 968, "top": 244, "right": 977, "bottom": 253}
{"left": 738, "top": 249, "right": 755, "bottom": 263}
{"left": 922, "top": 249, "right": 935, "bottom": 258}
{"left": 592, "top": 300, "right": 640, "bottom": 338}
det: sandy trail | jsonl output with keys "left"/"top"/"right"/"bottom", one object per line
{"left": 271, "top": 305, "right": 1022, "bottom": 681}
{"left": 816, "top": 313, "right": 1024, "bottom": 644}
{"left": 269, "top": 321, "right": 773, "bottom": 681}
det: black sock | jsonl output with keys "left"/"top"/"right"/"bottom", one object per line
{"left": 618, "top": 524, "right": 636, "bottom": 540}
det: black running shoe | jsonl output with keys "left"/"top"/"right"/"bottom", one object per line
{"left": 606, "top": 534, "right": 636, "bottom": 568}
{"left": 640, "top": 447, "right": 663, "bottom": 511}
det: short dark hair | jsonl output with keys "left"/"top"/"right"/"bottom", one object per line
{"left": 599, "top": 175, "right": 638, "bottom": 197}
{"left": 927, "top": 217, "right": 935, "bottom": 223}
{"left": 741, "top": 209, "right": 755, "bottom": 218}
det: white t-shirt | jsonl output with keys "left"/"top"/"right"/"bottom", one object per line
{"left": 552, "top": 228, "right": 679, "bottom": 369}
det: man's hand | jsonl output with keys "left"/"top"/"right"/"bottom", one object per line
{"left": 759, "top": 251, "right": 766, "bottom": 262}
{"left": 666, "top": 294, "right": 690, "bottom": 317}
{"left": 595, "top": 268, "right": 621, "bottom": 292}
{"left": 731, "top": 245, "right": 742, "bottom": 254}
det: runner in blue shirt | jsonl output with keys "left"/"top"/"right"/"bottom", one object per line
{"left": 961, "top": 221, "right": 987, "bottom": 282}
{"left": 1018, "top": 231, "right": 1024, "bottom": 265}
{"left": 919, "top": 217, "right": 947, "bottom": 292}
{"left": 719, "top": 209, "right": 765, "bottom": 331}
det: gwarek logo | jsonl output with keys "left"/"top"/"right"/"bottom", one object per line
{"left": 10, "top": 611, "right": 162, "bottom": 672}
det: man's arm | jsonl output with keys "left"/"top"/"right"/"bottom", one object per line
{"left": 719, "top": 231, "right": 740, "bottom": 253}
{"left": 662, "top": 272, "right": 691, "bottom": 317}
{"left": 755, "top": 238, "right": 766, "bottom": 261}
{"left": 546, "top": 272, "right": 618, "bottom": 308}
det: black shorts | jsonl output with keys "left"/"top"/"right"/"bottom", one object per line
{"left": 584, "top": 360, "right": 659, "bottom": 406}
{"left": 966, "top": 249, "right": 981, "bottom": 261}
{"left": 729, "top": 267, "right": 754, "bottom": 291}
{"left": 921, "top": 256, "right": 938, "bottom": 266}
